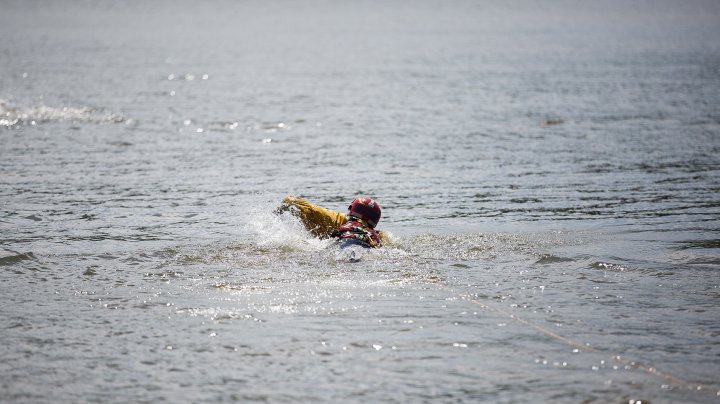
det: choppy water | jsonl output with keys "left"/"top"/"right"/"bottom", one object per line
{"left": 2, "top": 0, "right": 720, "bottom": 402}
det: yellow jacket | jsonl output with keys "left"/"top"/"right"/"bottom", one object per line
{"left": 281, "top": 196, "right": 388, "bottom": 244}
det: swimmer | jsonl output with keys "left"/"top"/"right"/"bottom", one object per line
{"left": 277, "top": 196, "right": 385, "bottom": 248}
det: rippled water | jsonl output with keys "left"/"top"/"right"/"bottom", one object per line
{"left": 1, "top": 0, "right": 720, "bottom": 402}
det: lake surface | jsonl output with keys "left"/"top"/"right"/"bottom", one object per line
{"left": 1, "top": 0, "right": 719, "bottom": 402}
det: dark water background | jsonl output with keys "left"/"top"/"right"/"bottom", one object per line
{"left": 1, "top": 0, "right": 719, "bottom": 402}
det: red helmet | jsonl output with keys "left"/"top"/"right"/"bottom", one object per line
{"left": 348, "top": 197, "right": 381, "bottom": 228}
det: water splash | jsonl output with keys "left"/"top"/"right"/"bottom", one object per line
{"left": 246, "top": 208, "right": 333, "bottom": 252}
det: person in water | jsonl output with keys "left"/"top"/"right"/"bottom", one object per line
{"left": 278, "top": 196, "right": 385, "bottom": 248}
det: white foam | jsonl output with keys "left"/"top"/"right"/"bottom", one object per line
{"left": 0, "top": 99, "right": 125, "bottom": 127}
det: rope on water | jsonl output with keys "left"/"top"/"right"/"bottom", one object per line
{"left": 436, "top": 284, "right": 711, "bottom": 392}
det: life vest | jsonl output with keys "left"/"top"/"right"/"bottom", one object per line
{"left": 331, "top": 220, "right": 382, "bottom": 248}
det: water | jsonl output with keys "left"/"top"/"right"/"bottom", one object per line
{"left": 1, "top": 0, "right": 719, "bottom": 402}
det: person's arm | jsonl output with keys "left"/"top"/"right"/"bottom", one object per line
{"left": 281, "top": 196, "right": 346, "bottom": 238}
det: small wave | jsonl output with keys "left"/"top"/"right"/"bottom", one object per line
{"left": 0, "top": 99, "right": 126, "bottom": 127}
{"left": 541, "top": 118, "right": 564, "bottom": 126}
{"left": 590, "top": 261, "right": 629, "bottom": 272}
{"left": 176, "top": 307, "right": 256, "bottom": 321}
{"left": 0, "top": 252, "right": 36, "bottom": 266}
{"left": 534, "top": 254, "right": 574, "bottom": 264}
{"left": 684, "top": 256, "right": 720, "bottom": 266}
{"left": 165, "top": 73, "right": 209, "bottom": 82}
{"left": 673, "top": 239, "right": 720, "bottom": 250}
{"left": 509, "top": 197, "right": 543, "bottom": 204}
